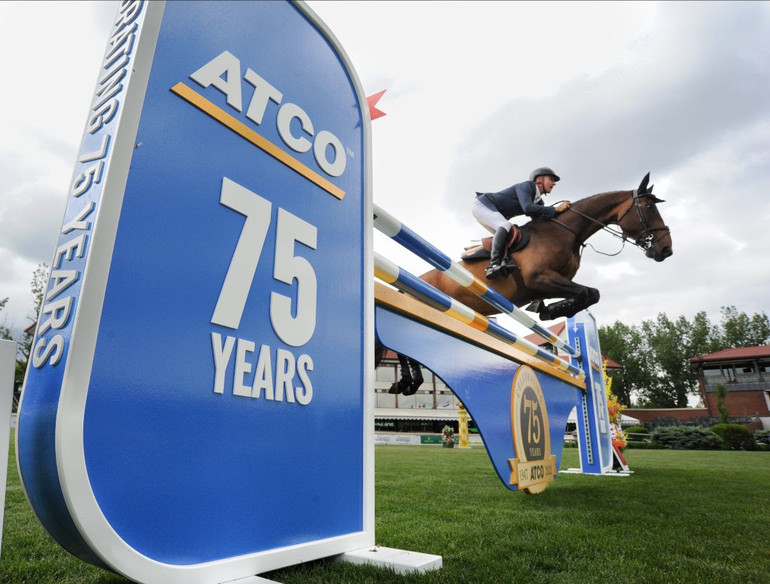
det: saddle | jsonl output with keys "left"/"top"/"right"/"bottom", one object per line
{"left": 461, "top": 224, "right": 531, "bottom": 263}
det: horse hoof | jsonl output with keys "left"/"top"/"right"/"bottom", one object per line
{"left": 403, "top": 378, "right": 423, "bottom": 396}
{"left": 389, "top": 379, "right": 411, "bottom": 394}
{"left": 525, "top": 300, "right": 543, "bottom": 313}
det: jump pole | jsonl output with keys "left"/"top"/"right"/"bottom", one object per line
{"left": 374, "top": 253, "right": 584, "bottom": 380}
{"left": 373, "top": 204, "right": 580, "bottom": 358}
{"left": 373, "top": 205, "right": 615, "bottom": 479}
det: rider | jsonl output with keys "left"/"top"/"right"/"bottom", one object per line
{"left": 472, "top": 167, "right": 571, "bottom": 279}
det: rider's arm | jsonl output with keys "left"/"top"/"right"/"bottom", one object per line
{"left": 517, "top": 182, "right": 557, "bottom": 218}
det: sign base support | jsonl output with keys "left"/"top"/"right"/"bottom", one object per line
{"left": 223, "top": 547, "right": 442, "bottom": 583}
{"left": 0, "top": 340, "right": 16, "bottom": 560}
{"left": 338, "top": 546, "right": 443, "bottom": 574}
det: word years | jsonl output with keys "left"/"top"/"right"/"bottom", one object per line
{"left": 212, "top": 334, "right": 313, "bottom": 405}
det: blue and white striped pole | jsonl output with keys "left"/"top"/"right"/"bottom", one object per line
{"left": 373, "top": 204, "right": 580, "bottom": 358}
{"left": 375, "top": 253, "right": 585, "bottom": 380}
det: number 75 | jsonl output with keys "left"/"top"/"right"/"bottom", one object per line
{"left": 210, "top": 177, "right": 317, "bottom": 347}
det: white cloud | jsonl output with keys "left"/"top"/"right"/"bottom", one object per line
{"left": 2, "top": 0, "right": 768, "bottom": 341}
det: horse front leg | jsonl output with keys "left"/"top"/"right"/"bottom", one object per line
{"left": 525, "top": 270, "right": 600, "bottom": 320}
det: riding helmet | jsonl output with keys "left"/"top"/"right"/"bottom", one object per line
{"left": 529, "top": 167, "right": 560, "bottom": 182}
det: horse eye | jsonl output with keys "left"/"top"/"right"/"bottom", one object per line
{"left": 646, "top": 203, "right": 655, "bottom": 210}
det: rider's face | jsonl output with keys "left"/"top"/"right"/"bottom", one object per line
{"left": 540, "top": 176, "right": 557, "bottom": 194}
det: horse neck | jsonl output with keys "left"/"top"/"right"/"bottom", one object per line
{"left": 562, "top": 190, "right": 632, "bottom": 244}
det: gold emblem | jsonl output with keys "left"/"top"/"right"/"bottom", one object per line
{"left": 508, "top": 366, "right": 556, "bottom": 494}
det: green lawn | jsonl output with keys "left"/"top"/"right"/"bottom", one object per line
{"left": 3, "top": 440, "right": 769, "bottom": 583}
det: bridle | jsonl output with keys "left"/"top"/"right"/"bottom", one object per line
{"left": 551, "top": 190, "right": 671, "bottom": 256}
{"left": 617, "top": 189, "right": 671, "bottom": 252}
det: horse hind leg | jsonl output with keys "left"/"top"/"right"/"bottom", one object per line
{"left": 402, "top": 358, "right": 424, "bottom": 396}
{"left": 374, "top": 342, "right": 386, "bottom": 368}
{"left": 389, "top": 353, "right": 414, "bottom": 394}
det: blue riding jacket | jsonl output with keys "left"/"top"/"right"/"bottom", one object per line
{"left": 476, "top": 181, "right": 557, "bottom": 220}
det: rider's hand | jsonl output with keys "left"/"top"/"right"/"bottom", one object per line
{"left": 555, "top": 201, "right": 571, "bottom": 213}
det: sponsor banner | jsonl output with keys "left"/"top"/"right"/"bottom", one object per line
{"left": 17, "top": 2, "right": 372, "bottom": 580}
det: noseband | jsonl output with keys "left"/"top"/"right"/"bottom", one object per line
{"left": 617, "top": 190, "right": 671, "bottom": 252}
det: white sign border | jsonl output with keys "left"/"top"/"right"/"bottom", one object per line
{"left": 33, "top": 2, "right": 373, "bottom": 582}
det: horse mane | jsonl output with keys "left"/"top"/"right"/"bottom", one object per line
{"left": 524, "top": 190, "right": 628, "bottom": 227}
{"left": 570, "top": 189, "right": 630, "bottom": 211}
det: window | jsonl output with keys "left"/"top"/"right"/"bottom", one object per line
{"left": 725, "top": 365, "right": 736, "bottom": 382}
{"left": 415, "top": 391, "right": 434, "bottom": 409}
{"left": 376, "top": 365, "right": 396, "bottom": 383}
{"left": 376, "top": 390, "right": 396, "bottom": 409}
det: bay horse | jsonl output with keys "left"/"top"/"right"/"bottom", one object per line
{"left": 377, "top": 172, "right": 672, "bottom": 394}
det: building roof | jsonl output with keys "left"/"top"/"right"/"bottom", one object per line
{"left": 374, "top": 407, "right": 464, "bottom": 421}
{"left": 523, "top": 321, "right": 565, "bottom": 346}
{"left": 690, "top": 345, "right": 770, "bottom": 364}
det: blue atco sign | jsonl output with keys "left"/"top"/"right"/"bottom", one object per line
{"left": 17, "top": 1, "right": 373, "bottom": 581}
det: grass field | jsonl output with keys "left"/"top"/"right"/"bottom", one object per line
{"left": 2, "top": 439, "right": 769, "bottom": 583}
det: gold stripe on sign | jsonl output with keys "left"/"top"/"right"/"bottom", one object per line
{"left": 171, "top": 82, "right": 345, "bottom": 200}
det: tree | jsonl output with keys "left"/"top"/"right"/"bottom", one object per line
{"left": 715, "top": 383, "right": 729, "bottom": 424}
{"left": 0, "top": 297, "right": 12, "bottom": 341}
{"left": 598, "top": 321, "right": 655, "bottom": 406}
{"left": 719, "top": 306, "right": 770, "bottom": 347}
{"left": 16, "top": 263, "right": 49, "bottom": 385}
{"left": 598, "top": 307, "right": 769, "bottom": 409}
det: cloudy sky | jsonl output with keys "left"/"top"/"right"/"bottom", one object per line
{"left": 1, "top": 1, "right": 769, "bottom": 341}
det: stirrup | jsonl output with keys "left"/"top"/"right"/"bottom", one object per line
{"left": 501, "top": 256, "right": 518, "bottom": 271}
{"left": 485, "top": 262, "right": 507, "bottom": 280}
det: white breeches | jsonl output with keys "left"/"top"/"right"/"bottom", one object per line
{"left": 472, "top": 198, "right": 511, "bottom": 235}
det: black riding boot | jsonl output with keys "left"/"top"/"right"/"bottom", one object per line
{"left": 485, "top": 226, "right": 511, "bottom": 280}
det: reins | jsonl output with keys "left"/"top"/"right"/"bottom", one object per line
{"left": 550, "top": 191, "right": 671, "bottom": 256}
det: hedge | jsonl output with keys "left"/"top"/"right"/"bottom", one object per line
{"left": 651, "top": 426, "right": 724, "bottom": 450}
{"left": 711, "top": 423, "right": 756, "bottom": 451}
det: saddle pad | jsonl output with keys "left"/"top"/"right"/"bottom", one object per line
{"left": 461, "top": 225, "right": 530, "bottom": 260}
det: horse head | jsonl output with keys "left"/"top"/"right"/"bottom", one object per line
{"left": 617, "top": 173, "right": 673, "bottom": 262}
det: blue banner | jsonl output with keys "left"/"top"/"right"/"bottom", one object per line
{"left": 18, "top": 1, "right": 372, "bottom": 579}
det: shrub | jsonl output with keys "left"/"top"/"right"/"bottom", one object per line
{"left": 652, "top": 426, "right": 724, "bottom": 450}
{"left": 624, "top": 425, "right": 650, "bottom": 441}
{"left": 755, "top": 429, "right": 770, "bottom": 446}
{"left": 715, "top": 383, "right": 730, "bottom": 424}
{"left": 711, "top": 423, "right": 756, "bottom": 451}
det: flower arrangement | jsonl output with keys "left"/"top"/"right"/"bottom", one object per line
{"left": 441, "top": 425, "right": 455, "bottom": 448}
{"left": 604, "top": 362, "right": 627, "bottom": 450}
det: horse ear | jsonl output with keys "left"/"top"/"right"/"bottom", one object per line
{"left": 638, "top": 172, "right": 651, "bottom": 194}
